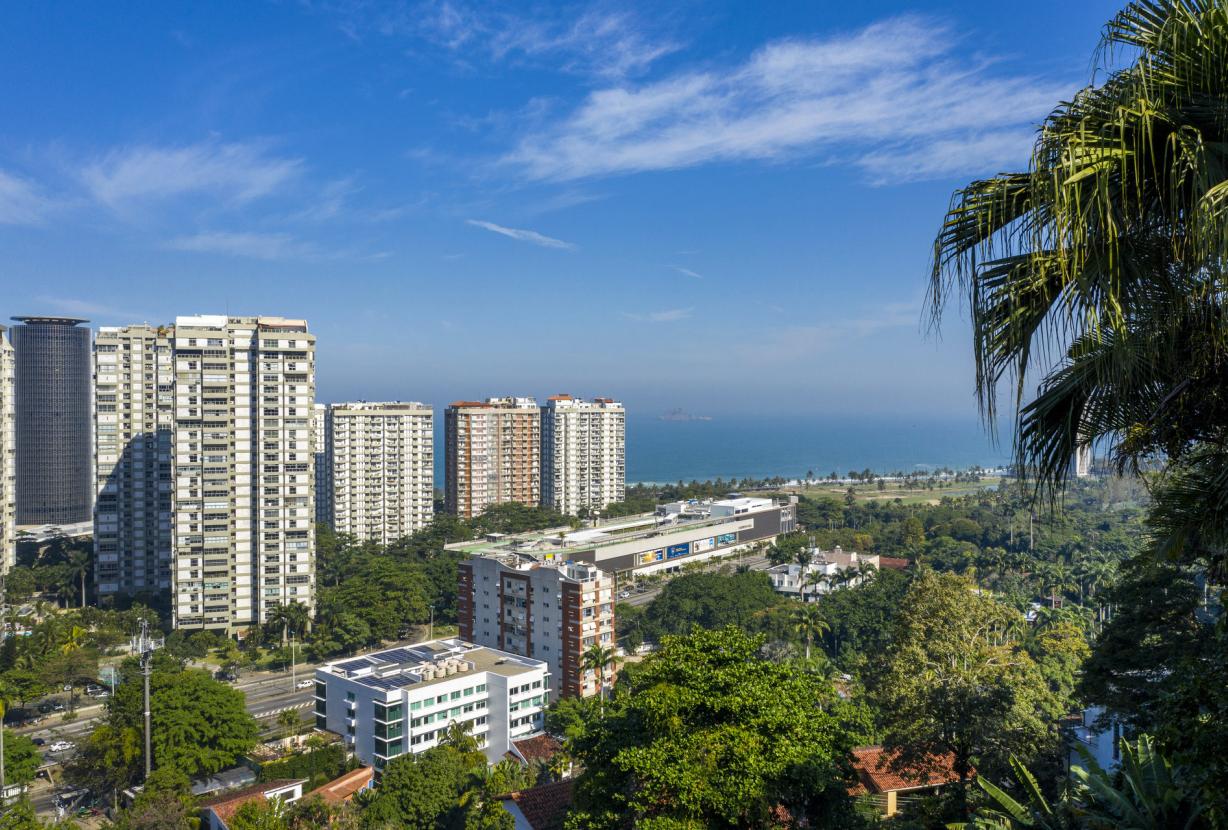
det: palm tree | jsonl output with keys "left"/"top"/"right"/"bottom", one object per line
{"left": 580, "top": 644, "right": 616, "bottom": 711}
{"left": 788, "top": 605, "right": 829, "bottom": 662}
{"left": 929, "top": 1, "right": 1228, "bottom": 566}
{"left": 67, "top": 550, "right": 90, "bottom": 608}
{"left": 278, "top": 709, "right": 299, "bottom": 741}
{"left": 801, "top": 569, "right": 827, "bottom": 603}
{"left": 58, "top": 625, "right": 87, "bottom": 655}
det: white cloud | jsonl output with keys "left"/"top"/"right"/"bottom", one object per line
{"left": 353, "top": 2, "right": 676, "bottom": 79}
{"left": 83, "top": 141, "right": 302, "bottom": 207}
{"left": 0, "top": 170, "right": 52, "bottom": 225}
{"left": 33, "top": 295, "right": 153, "bottom": 322}
{"left": 165, "top": 231, "right": 317, "bottom": 260}
{"left": 506, "top": 16, "right": 1070, "bottom": 182}
{"left": 623, "top": 307, "right": 693, "bottom": 323}
{"left": 672, "top": 266, "right": 703, "bottom": 279}
{"left": 466, "top": 219, "right": 576, "bottom": 250}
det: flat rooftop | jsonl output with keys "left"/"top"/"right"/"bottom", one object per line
{"left": 320, "top": 638, "right": 542, "bottom": 695}
{"left": 449, "top": 497, "right": 787, "bottom": 561}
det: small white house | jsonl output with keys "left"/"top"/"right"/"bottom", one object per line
{"left": 767, "top": 547, "right": 879, "bottom": 600}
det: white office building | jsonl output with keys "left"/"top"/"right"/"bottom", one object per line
{"left": 329, "top": 402, "right": 433, "bottom": 545}
{"left": 314, "top": 639, "right": 550, "bottom": 773}
{"left": 171, "top": 316, "right": 316, "bottom": 632}
{"left": 541, "top": 396, "right": 625, "bottom": 516}
{"left": 0, "top": 326, "right": 13, "bottom": 572}
{"left": 94, "top": 325, "right": 174, "bottom": 597}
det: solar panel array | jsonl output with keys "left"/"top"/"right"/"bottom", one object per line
{"left": 361, "top": 673, "right": 419, "bottom": 691}
{"left": 377, "top": 648, "right": 418, "bottom": 664}
{"left": 336, "top": 657, "right": 376, "bottom": 675}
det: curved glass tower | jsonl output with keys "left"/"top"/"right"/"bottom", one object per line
{"left": 11, "top": 316, "right": 93, "bottom": 525}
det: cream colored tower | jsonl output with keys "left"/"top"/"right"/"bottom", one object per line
{"left": 329, "top": 402, "right": 434, "bottom": 544}
{"left": 94, "top": 325, "right": 174, "bottom": 597}
{"left": 171, "top": 316, "right": 315, "bottom": 631}
{"left": 541, "top": 395, "right": 625, "bottom": 516}
{"left": 0, "top": 326, "right": 14, "bottom": 572}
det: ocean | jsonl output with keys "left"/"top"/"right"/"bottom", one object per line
{"left": 430, "top": 413, "right": 1012, "bottom": 486}
{"left": 623, "top": 414, "right": 1011, "bottom": 484}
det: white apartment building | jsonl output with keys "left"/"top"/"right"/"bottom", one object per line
{"left": 329, "top": 402, "right": 434, "bottom": 545}
{"left": 445, "top": 397, "right": 540, "bottom": 518}
{"left": 459, "top": 557, "right": 615, "bottom": 698}
{"left": 314, "top": 639, "right": 550, "bottom": 773}
{"left": 0, "top": 327, "right": 13, "bottom": 572}
{"left": 541, "top": 395, "right": 625, "bottom": 517}
{"left": 171, "top": 315, "right": 316, "bottom": 632}
{"left": 94, "top": 325, "right": 174, "bottom": 597}
{"left": 311, "top": 403, "right": 332, "bottom": 528}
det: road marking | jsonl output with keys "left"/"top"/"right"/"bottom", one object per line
{"left": 253, "top": 701, "right": 312, "bottom": 719}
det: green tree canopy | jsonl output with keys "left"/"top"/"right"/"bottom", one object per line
{"left": 565, "top": 626, "right": 865, "bottom": 829}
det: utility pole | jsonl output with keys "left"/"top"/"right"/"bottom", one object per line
{"left": 428, "top": 605, "right": 435, "bottom": 641}
{"left": 132, "top": 619, "right": 164, "bottom": 781}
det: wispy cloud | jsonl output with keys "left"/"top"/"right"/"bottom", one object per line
{"left": 165, "top": 231, "right": 318, "bottom": 261}
{"left": 33, "top": 295, "right": 153, "bottom": 322}
{"left": 623, "top": 307, "right": 693, "bottom": 323}
{"left": 466, "top": 219, "right": 576, "bottom": 250}
{"left": 671, "top": 266, "right": 703, "bottom": 279}
{"left": 332, "top": 2, "right": 676, "bottom": 79}
{"left": 82, "top": 141, "right": 302, "bottom": 207}
{"left": 0, "top": 170, "right": 53, "bottom": 225}
{"left": 506, "top": 16, "right": 1069, "bottom": 182}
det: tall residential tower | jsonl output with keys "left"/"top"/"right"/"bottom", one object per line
{"left": 0, "top": 327, "right": 14, "bottom": 571}
{"left": 329, "top": 402, "right": 434, "bottom": 545}
{"left": 11, "top": 316, "right": 93, "bottom": 526}
{"left": 445, "top": 398, "right": 540, "bottom": 518}
{"left": 541, "top": 395, "right": 625, "bottom": 516}
{"left": 94, "top": 325, "right": 174, "bottom": 598}
{"left": 312, "top": 403, "right": 332, "bottom": 528}
{"left": 171, "top": 316, "right": 316, "bottom": 632}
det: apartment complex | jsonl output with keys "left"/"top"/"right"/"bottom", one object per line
{"left": 459, "top": 557, "right": 615, "bottom": 698}
{"left": 94, "top": 325, "right": 174, "bottom": 598}
{"left": 171, "top": 315, "right": 316, "bottom": 632}
{"left": 329, "top": 402, "right": 434, "bottom": 544}
{"left": 314, "top": 639, "right": 550, "bottom": 771}
{"left": 0, "top": 327, "right": 14, "bottom": 571}
{"left": 311, "top": 403, "right": 332, "bottom": 528}
{"left": 445, "top": 398, "right": 540, "bottom": 518}
{"left": 10, "top": 316, "right": 94, "bottom": 526}
{"left": 541, "top": 395, "right": 625, "bottom": 516}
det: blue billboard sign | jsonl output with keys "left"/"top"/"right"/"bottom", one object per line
{"left": 666, "top": 543, "right": 691, "bottom": 559}
{"left": 716, "top": 533, "right": 736, "bottom": 546}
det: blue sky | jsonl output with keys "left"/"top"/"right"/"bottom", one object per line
{"left": 0, "top": 0, "right": 1122, "bottom": 417}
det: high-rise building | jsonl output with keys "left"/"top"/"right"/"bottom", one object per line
{"left": 541, "top": 395, "right": 625, "bottom": 516}
{"left": 93, "top": 325, "right": 174, "bottom": 598}
{"left": 445, "top": 398, "right": 540, "bottom": 518}
{"left": 311, "top": 403, "right": 332, "bottom": 528}
{"left": 170, "top": 316, "right": 315, "bottom": 632}
{"left": 10, "top": 316, "right": 93, "bottom": 526}
{"left": 0, "top": 326, "right": 15, "bottom": 572}
{"left": 329, "top": 402, "right": 434, "bottom": 545}
{"left": 459, "top": 556, "right": 615, "bottom": 698}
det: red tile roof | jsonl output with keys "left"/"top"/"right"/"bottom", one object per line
{"left": 512, "top": 734, "right": 563, "bottom": 764}
{"left": 200, "top": 779, "right": 305, "bottom": 826}
{"left": 307, "top": 766, "right": 372, "bottom": 805}
{"left": 850, "top": 746, "right": 967, "bottom": 794}
{"left": 878, "top": 557, "right": 911, "bottom": 570}
{"left": 502, "top": 780, "right": 574, "bottom": 830}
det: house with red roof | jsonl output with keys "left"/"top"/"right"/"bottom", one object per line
{"left": 199, "top": 779, "right": 306, "bottom": 830}
{"left": 499, "top": 780, "right": 574, "bottom": 830}
{"left": 849, "top": 745, "right": 969, "bottom": 818}
{"left": 306, "top": 766, "right": 373, "bottom": 807}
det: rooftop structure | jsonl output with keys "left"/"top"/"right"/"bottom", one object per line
{"left": 767, "top": 546, "right": 880, "bottom": 601}
{"left": 849, "top": 745, "right": 968, "bottom": 818}
{"left": 451, "top": 497, "right": 796, "bottom": 581}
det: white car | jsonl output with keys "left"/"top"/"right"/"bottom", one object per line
{"left": 296, "top": 679, "right": 314, "bottom": 689}
{"left": 49, "top": 741, "right": 74, "bottom": 753}
{"left": 618, "top": 590, "right": 631, "bottom": 599}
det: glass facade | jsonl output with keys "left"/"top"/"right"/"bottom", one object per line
{"left": 11, "top": 317, "right": 92, "bottom": 525}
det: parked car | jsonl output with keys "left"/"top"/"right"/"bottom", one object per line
{"left": 31, "top": 738, "right": 45, "bottom": 746}
{"left": 618, "top": 590, "right": 631, "bottom": 599}
{"left": 49, "top": 741, "right": 74, "bottom": 753}
{"left": 296, "top": 679, "right": 313, "bottom": 689}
